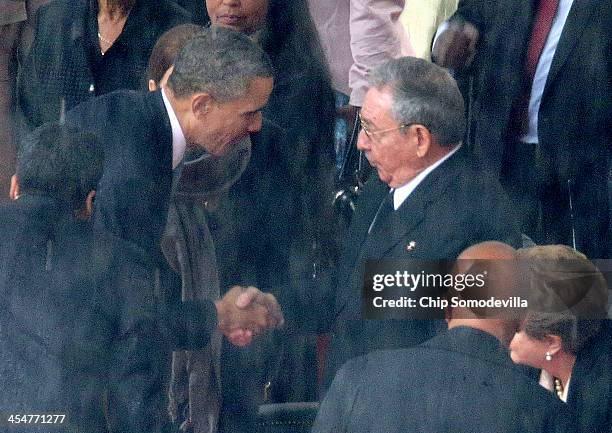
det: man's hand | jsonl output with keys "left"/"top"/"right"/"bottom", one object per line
{"left": 432, "top": 21, "right": 479, "bottom": 70}
{"left": 215, "top": 286, "right": 284, "bottom": 347}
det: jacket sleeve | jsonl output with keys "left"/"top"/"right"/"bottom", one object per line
{"left": 101, "top": 244, "right": 218, "bottom": 432}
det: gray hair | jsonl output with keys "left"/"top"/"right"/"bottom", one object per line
{"left": 518, "top": 245, "right": 608, "bottom": 354}
{"left": 369, "top": 57, "right": 465, "bottom": 146}
{"left": 167, "top": 26, "right": 273, "bottom": 101}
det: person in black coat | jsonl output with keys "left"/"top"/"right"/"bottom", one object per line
{"left": 433, "top": 0, "right": 612, "bottom": 258}
{"left": 18, "top": 0, "right": 191, "bottom": 130}
{"left": 0, "top": 123, "right": 189, "bottom": 433}
{"left": 509, "top": 245, "right": 611, "bottom": 433}
{"left": 1, "top": 120, "right": 282, "bottom": 432}
{"left": 313, "top": 242, "right": 578, "bottom": 433}
{"left": 321, "top": 57, "right": 522, "bottom": 389}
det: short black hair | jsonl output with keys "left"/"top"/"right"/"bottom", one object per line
{"left": 17, "top": 122, "right": 103, "bottom": 210}
{"left": 167, "top": 25, "right": 273, "bottom": 101}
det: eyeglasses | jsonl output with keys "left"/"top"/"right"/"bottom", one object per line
{"left": 358, "top": 112, "right": 412, "bottom": 140}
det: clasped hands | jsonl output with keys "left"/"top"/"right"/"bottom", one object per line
{"left": 214, "top": 286, "right": 284, "bottom": 347}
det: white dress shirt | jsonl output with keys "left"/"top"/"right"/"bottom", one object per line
{"left": 539, "top": 369, "right": 571, "bottom": 402}
{"left": 521, "top": 0, "right": 574, "bottom": 144}
{"left": 161, "top": 88, "right": 187, "bottom": 169}
{"left": 392, "top": 144, "right": 461, "bottom": 209}
{"left": 433, "top": 0, "right": 575, "bottom": 144}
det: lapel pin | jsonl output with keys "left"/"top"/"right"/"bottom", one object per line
{"left": 406, "top": 241, "right": 417, "bottom": 251}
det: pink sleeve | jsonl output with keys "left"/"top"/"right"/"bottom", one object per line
{"left": 349, "top": 0, "right": 413, "bottom": 106}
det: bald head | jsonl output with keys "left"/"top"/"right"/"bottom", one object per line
{"left": 458, "top": 241, "right": 517, "bottom": 261}
{"left": 448, "top": 242, "right": 522, "bottom": 346}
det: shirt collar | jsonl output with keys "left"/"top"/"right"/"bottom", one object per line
{"left": 539, "top": 369, "right": 571, "bottom": 403}
{"left": 161, "top": 88, "right": 187, "bottom": 169}
{"left": 392, "top": 144, "right": 461, "bottom": 210}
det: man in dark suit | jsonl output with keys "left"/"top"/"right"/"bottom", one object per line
{"left": 432, "top": 0, "right": 612, "bottom": 258}
{"left": 63, "top": 26, "right": 281, "bottom": 338}
{"left": 322, "top": 57, "right": 522, "bottom": 387}
{"left": 313, "top": 242, "right": 578, "bottom": 433}
{"left": 1, "top": 122, "right": 283, "bottom": 432}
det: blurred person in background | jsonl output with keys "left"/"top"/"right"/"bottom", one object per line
{"left": 0, "top": 0, "right": 50, "bottom": 201}
{"left": 17, "top": 0, "right": 191, "bottom": 130}
{"left": 432, "top": 1, "right": 612, "bottom": 258}
{"left": 400, "top": 0, "right": 458, "bottom": 61}
{"left": 510, "top": 245, "right": 611, "bottom": 433}
{"left": 307, "top": 0, "right": 413, "bottom": 175}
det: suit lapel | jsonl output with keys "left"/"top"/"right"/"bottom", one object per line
{"left": 335, "top": 151, "right": 463, "bottom": 317}
{"left": 364, "top": 149, "right": 463, "bottom": 259}
{"left": 543, "top": 0, "right": 596, "bottom": 97}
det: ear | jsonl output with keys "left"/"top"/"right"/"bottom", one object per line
{"left": 414, "top": 125, "right": 433, "bottom": 158}
{"left": 545, "top": 335, "right": 563, "bottom": 356}
{"left": 191, "top": 93, "right": 215, "bottom": 120}
{"left": 84, "top": 190, "right": 96, "bottom": 220}
{"left": 148, "top": 79, "right": 158, "bottom": 92}
{"left": 10, "top": 174, "right": 20, "bottom": 200}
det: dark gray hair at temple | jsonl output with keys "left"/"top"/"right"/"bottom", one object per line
{"left": 167, "top": 26, "right": 273, "bottom": 101}
{"left": 17, "top": 122, "right": 103, "bottom": 210}
{"left": 369, "top": 57, "right": 465, "bottom": 146}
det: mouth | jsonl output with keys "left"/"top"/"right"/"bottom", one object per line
{"left": 216, "top": 14, "right": 243, "bottom": 27}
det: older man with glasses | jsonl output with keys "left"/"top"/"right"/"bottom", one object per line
{"left": 320, "top": 56, "right": 523, "bottom": 391}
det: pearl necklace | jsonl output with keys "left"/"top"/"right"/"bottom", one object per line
{"left": 553, "top": 377, "right": 564, "bottom": 399}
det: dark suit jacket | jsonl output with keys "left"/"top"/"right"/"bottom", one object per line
{"left": 568, "top": 320, "right": 612, "bottom": 433}
{"left": 65, "top": 89, "right": 173, "bottom": 259}
{"left": 323, "top": 147, "right": 522, "bottom": 387}
{"left": 313, "top": 327, "right": 578, "bottom": 433}
{"left": 449, "top": 0, "right": 612, "bottom": 257}
{"left": 0, "top": 194, "right": 218, "bottom": 432}
{"left": 452, "top": 0, "right": 612, "bottom": 179}
{"left": 18, "top": 0, "right": 190, "bottom": 129}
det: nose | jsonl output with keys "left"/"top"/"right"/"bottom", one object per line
{"left": 356, "top": 130, "right": 370, "bottom": 151}
{"left": 248, "top": 112, "right": 263, "bottom": 133}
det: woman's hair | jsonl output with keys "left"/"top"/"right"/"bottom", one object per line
{"left": 518, "top": 245, "right": 608, "bottom": 354}
{"left": 146, "top": 24, "right": 203, "bottom": 84}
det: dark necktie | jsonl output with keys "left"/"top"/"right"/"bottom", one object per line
{"left": 510, "top": 0, "right": 560, "bottom": 136}
{"left": 368, "top": 189, "right": 395, "bottom": 234}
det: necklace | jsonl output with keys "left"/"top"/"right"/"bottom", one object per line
{"left": 97, "top": 32, "right": 114, "bottom": 55}
{"left": 97, "top": 32, "right": 114, "bottom": 45}
{"left": 553, "top": 377, "right": 564, "bottom": 399}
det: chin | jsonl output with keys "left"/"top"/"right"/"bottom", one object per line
{"left": 509, "top": 351, "right": 527, "bottom": 366}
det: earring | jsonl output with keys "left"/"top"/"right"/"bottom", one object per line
{"left": 545, "top": 352, "right": 552, "bottom": 361}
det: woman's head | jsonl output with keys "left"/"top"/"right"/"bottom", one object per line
{"left": 509, "top": 245, "right": 607, "bottom": 368}
{"left": 205, "top": 0, "right": 269, "bottom": 35}
{"left": 146, "top": 24, "right": 203, "bottom": 91}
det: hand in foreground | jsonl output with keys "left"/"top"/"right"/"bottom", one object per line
{"left": 215, "top": 286, "right": 284, "bottom": 347}
{"left": 432, "top": 21, "right": 479, "bottom": 70}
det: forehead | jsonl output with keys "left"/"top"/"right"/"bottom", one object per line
{"left": 360, "top": 86, "right": 396, "bottom": 125}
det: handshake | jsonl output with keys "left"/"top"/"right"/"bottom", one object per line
{"left": 214, "top": 286, "right": 284, "bottom": 347}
